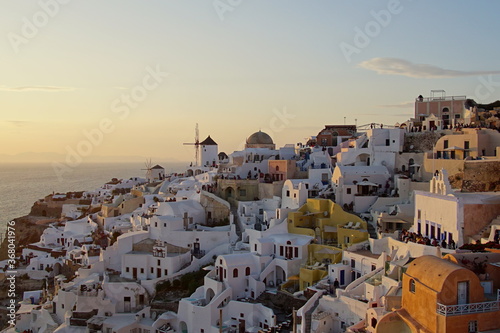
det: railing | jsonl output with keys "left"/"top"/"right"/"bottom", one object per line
{"left": 416, "top": 95, "right": 466, "bottom": 102}
{"left": 436, "top": 301, "right": 500, "bottom": 316}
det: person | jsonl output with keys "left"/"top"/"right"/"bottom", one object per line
{"left": 441, "top": 239, "right": 447, "bottom": 249}
{"left": 333, "top": 278, "right": 340, "bottom": 289}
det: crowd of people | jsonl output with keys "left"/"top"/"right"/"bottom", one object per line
{"left": 399, "top": 229, "right": 456, "bottom": 249}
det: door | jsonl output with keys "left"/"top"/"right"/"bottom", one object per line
{"left": 124, "top": 296, "right": 131, "bottom": 312}
{"left": 340, "top": 270, "right": 345, "bottom": 285}
{"left": 457, "top": 281, "right": 469, "bottom": 305}
{"left": 238, "top": 319, "right": 245, "bottom": 333}
{"left": 157, "top": 268, "right": 161, "bottom": 278}
{"left": 132, "top": 267, "right": 137, "bottom": 279}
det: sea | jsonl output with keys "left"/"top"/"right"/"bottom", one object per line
{"left": 0, "top": 162, "right": 185, "bottom": 236}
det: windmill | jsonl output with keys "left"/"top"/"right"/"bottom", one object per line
{"left": 183, "top": 123, "right": 200, "bottom": 167}
{"left": 142, "top": 158, "right": 153, "bottom": 182}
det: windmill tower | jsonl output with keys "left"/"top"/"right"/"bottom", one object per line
{"left": 183, "top": 123, "right": 200, "bottom": 167}
{"left": 142, "top": 158, "right": 153, "bottom": 182}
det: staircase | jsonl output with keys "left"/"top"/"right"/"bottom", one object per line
{"left": 303, "top": 298, "right": 320, "bottom": 333}
{"left": 476, "top": 215, "right": 500, "bottom": 242}
{"left": 367, "top": 223, "right": 378, "bottom": 239}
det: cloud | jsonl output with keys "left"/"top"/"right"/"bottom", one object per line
{"left": 378, "top": 101, "right": 414, "bottom": 108}
{"left": 2, "top": 120, "right": 34, "bottom": 127}
{"left": 358, "top": 58, "right": 500, "bottom": 78}
{"left": 0, "top": 85, "right": 75, "bottom": 92}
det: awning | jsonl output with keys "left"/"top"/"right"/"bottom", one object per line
{"left": 381, "top": 217, "right": 410, "bottom": 224}
{"left": 445, "top": 146, "right": 464, "bottom": 151}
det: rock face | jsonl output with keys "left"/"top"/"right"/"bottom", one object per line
{"left": 0, "top": 216, "right": 48, "bottom": 261}
{"left": 461, "top": 161, "right": 500, "bottom": 192}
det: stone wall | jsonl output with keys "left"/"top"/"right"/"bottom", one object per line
{"left": 461, "top": 160, "right": 500, "bottom": 192}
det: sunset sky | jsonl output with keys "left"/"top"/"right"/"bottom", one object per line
{"left": 1, "top": 1, "right": 500, "bottom": 164}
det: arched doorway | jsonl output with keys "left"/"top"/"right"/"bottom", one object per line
{"left": 225, "top": 187, "right": 234, "bottom": 199}
{"left": 206, "top": 288, "right": 215, "bottom": 303}
{"left": 179, "top": 321, "right": 188, "bottom": 333}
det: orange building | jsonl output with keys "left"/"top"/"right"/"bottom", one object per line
{"left": 375, "top": 255, "right": 500, "bottom": 333}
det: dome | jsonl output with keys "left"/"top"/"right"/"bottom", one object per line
{"left": 246, "top": 131, "right": 274, "bottom": 145}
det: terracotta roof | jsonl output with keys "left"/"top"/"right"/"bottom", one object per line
{"left": 405, "top": 255, "right": 470, "bottom": 292}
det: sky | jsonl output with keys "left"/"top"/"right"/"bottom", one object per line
{"left": 1, "top": 0, "right": 500, "bottom": 164}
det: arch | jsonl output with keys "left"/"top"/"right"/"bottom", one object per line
{"left": 409, "top": 158, "right": 415, "bottom": 165}
{"left": 276, "top": 165, "right": 280, "bottom": 171}
{"left": 205, "top": 288, "right": 215, "bottom": 303}
{"left": 195, "top": 169, "right": 203, "bottom": 176}
{"left": 186, "top": 169, "right": 194, "bottom": 177}
{"left": 179, "top": 321, "right": 188, "bottom": 333}
{"left": 41, "top": 210, "right": 47, "bottom": 217}
{"left": 442, "top": 107, "right": 449, "bottom": 113}
{"left": 409, "top": 278, "right": 415, "bottom": 293}
{"left": 233, "top": 268, "right": 238, "bottom": 278}
{"left": 225, "top": 187, "right": 234, "bottom": 199}
{"left": 371, "top": 317, "right": 378, "bottom": 328}
{"left": 276, "top": 265, "right": 286, "bottom": 284}
{"left": 356, "top": 153, "right": 370, "bottom": 166}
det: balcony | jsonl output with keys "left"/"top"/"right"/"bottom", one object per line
{"left": 436, "top": 301, "right": 500, "bottom": 316}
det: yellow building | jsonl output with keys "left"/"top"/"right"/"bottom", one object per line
{"left": 376, "top": 255, "right": 500, "bottom": 333}
{"left": 287, "top": 198, "right": 368, "bottom": 290}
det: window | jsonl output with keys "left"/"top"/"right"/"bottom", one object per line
{"left": 468, "top": 320, "right": 478, "bottom": 333}
{"left": 151, "top": 267, "right": 153, "bottom": 274}
{"left": 386, "top": 139, "right": 390, "bottom": 146}
{"left": 350, "top": 259, "right": 355, "bottom": 268}
{"left": 233, "top": 268, "right": 238, "bottom": 278}
{"left": 410, "top": 279, "right": 416, "bottom": 293}
{"left": 239, "top": 189, "right": 246, "bottom": 197}
{"left": 155, "top": 222, "right": 157, "bottom": 227}
{"left": 346, "top": 188, "right": 351, "bottom": 195}
{"left": 417, "top": 209, "right": 421, "bottom": 219}
{"left": 455, "top": 113, "right": 461, "bottom": 119}
{"left": 371, "top": 265, "right": 376, "bottom": 271}
{"left": 140, "top": 268, "right": 144, "bottom": 274}
{"left": 246, "top": 267, "right": 250, "bottom": 276}
{"left": 254, "top": 244, "right": 257, "bottom": 251}
{"left": 464, "top": 141, "right": 470, "bottom": 149}
{"left": 164, "top": 269, "right": 168, "bottom": 276}
{"left": 443, "top": 140, "right": 449, "bottom": 149}
{"left": 126, "top": 267, "right": 129, "bottom": 273}
{"left": 286, "top": 190, "right": 290, "bottom": 197}
{"left": 158, "top": 260, "right": 161, "bottom": 266}
{"left": 294, "top": 247, "right": 298, "bottom": 258}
